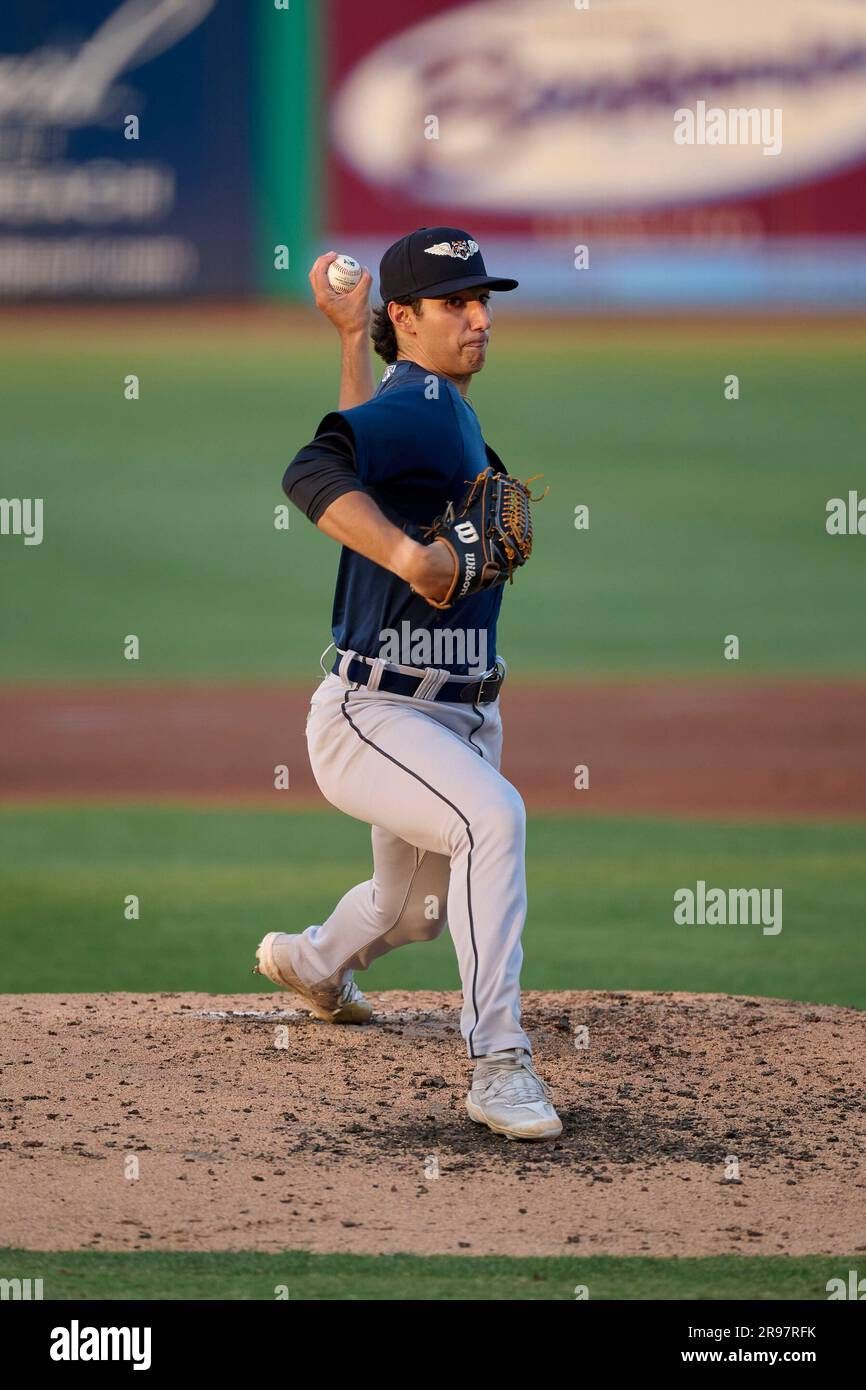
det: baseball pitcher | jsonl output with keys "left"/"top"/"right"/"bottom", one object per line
{"left": 254, "top": 227, "right": 561, "bottom": 1141}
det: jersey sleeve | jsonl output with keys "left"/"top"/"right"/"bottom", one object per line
{"left": 282, "top": 426, "right": 364, "bottom": 525}
{"left": 318, "top": 393, "right": 465, "bottom": 490}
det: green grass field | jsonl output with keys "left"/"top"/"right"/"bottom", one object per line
{"left": 2, "top": 323, "right": 865, "bottom": 679}
{"left": 0, "top": 1247, "right": 852, "bottom": 1300}
{"left": 1, "top": 805, "right": 863, "bottom": 1004}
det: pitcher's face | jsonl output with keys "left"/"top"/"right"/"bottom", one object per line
{"left": 393, "top": 288, "right": 493, "bottom": 382}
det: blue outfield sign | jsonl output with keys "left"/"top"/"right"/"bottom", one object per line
{"left": 0, "top": 0, "right": 252, "bottom": 297}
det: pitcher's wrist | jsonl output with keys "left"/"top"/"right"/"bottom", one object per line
{"left": 394, "top": 535, "right": 427, "bottom": 586}
{"left": 340, "top": 324, "right": 371, "bottom": 346}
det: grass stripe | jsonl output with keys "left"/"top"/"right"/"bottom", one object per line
{"left": 1, "top": 807, "right": 864, "bottom": 1003}
{"left": 0, "top": 1249, "right": 855, "bottom": 1301}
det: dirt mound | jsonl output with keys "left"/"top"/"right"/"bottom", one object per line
{"left": 1, "top": 991, "right": 863, "bottom": 1258}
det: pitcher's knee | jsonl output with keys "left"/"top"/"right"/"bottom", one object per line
{"left": 454, "top": 786, "right": 525, "bottom": 852}
{"left": 372, "top": 898, "right": 448, "bottom": 948}
{"left": 401, "top": 908, "right": 448, "bottom": 943}
{"left": 394, "top": 863, "right": 450, "bottom": 942}
{"left": 371, "top": 875, "right": 449, "bottom": 943}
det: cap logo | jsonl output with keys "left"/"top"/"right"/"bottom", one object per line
{"left": 424, "top": 239, "right": 479, "bottom": 261}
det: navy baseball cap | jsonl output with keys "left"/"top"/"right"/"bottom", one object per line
{"left": 379, "top": 226, "right": 519, "bottom": 304}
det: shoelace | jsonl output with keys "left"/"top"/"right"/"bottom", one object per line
{"left": 336, "top": 978, "right": 361, "bottom": 1006}
{"left": 476, "top": 1054, "right": 553, "bottom": 1106}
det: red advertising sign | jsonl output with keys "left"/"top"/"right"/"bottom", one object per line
{"left": 325, "top": 0, "right": 866, "bottom": 243}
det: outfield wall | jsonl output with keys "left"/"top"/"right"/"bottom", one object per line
{"left": 2, "top": 1, "right": 866, "bottom": 308}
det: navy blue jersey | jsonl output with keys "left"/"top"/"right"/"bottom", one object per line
{"left": 316, "top": 360, "right": 505, "bottom": 677}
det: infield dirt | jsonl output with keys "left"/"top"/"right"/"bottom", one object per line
{"left": 1, "top": 989, "right": 863, "bottom": 1259}
{"left": 3, "top": 679, "right": 866, "bottom": 818}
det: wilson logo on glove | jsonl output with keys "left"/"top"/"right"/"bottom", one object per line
{"left": 458, "top": 553, "right": 478, "bottom": 598}
{"left": 416, "top": 466, "right": 549, "bottom": 611}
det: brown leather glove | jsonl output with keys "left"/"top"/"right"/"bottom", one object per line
{"left": 414, "top": 466, "right": 548, "bottom": 611}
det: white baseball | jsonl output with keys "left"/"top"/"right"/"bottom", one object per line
{"left": 327, "top": 254, "right": 363, "bottom": 294}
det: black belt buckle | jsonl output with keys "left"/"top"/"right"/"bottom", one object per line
{"left": 460, "top": 660, "right": 504, "bottom": 704}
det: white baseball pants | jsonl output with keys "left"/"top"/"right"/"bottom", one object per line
{"left": 293, "top": 667, "right": 532, "bottom": 1058}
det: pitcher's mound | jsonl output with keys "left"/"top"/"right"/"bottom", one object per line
{"left": 2, "top": 990, "right": 863, "bottom": 1257}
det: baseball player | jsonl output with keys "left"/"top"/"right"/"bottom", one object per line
{"left": 254, "top": 227, "right": 561, "bottom": 1142}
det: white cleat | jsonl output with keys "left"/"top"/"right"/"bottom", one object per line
{"left": 466, "top": 1048, "right": 563, "bottom": 1141}
{"left": 253, "top": 932, "right": 373, "bottom": 1025}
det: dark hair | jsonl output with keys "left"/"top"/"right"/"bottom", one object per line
{"left": 370, "top": 295, "right": 424, "bottom": 364}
